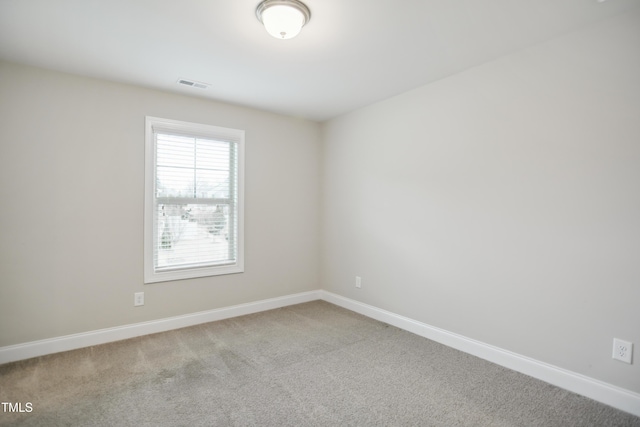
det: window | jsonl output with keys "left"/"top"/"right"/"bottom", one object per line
{"left": 144, "top": 116, "right": 244, "bottom": 283}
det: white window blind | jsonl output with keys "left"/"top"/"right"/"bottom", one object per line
{"left": 144, "top": 117, "right": 244, "bottom": 283}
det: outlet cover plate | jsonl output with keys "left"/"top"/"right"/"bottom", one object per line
{"left": 613, "top": 338, "right": 632, "bottom": 364}
{"left": 134, "top": 292, "right": 145, "bottom": 307}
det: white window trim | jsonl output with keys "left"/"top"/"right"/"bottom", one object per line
{"left": 144, "top": 116, "right": 244, "bottom": 283}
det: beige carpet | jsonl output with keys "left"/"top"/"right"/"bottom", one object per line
{"left": 1, "top": 301, "right": 639, "bottom": 426}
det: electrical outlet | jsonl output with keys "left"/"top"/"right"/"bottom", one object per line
{"left": 612, "top": 338, "right": 632, "bottom": 364}
{"left": 355, "top": 276, "right": 362, "bottom": 289}
{"left": 134, "top": 292, "right": 144, "bottom": 307}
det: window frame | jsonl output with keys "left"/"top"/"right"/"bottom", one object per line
{"left": 144, "top": 116, "right": 244, "bottom": 284}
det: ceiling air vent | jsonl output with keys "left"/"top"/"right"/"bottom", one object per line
{"left": 177, "top": 78, "right": 211, "bottom": 90}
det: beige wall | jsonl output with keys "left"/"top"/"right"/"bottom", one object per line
{"left": 321, "top": 10, "right": 640, "bottom": 393}
{"left": 0, "top": 61, "right": 320, "bottom": 346}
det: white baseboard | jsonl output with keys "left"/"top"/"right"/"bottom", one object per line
{"left": 319, "top": 290, "right": 640, "bottom": 418}
{"left": 0, "top": 290, "right": 321, "bottom": 366}
{"left": 1, "top": 289, "right": 638, "bottom": 417}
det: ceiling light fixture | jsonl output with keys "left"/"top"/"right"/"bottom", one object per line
{"left": 256, "top": 0, "right": 311, "bottom": 40}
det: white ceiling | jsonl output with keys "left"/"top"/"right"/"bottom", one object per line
{"left": 1, "top": 0, "right": 639, "bottom": 121}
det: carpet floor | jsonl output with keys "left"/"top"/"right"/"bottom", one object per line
{"left": 1, "top": 301, "right": 639, "bottom": 426}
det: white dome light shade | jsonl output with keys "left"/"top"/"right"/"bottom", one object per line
{"left": 256, "top": 0, "right": 311, "bottom": 40}
{"left": 262, "top": 5, "right": 304, "bottom": 39}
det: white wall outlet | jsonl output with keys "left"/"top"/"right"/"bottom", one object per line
{"left": 134, "top": 292, "right": 145, "bottom": 307}
{"left": 612, "top": 338, "right": 632, "bottom": 364}
{"left": 355, "top": 276, "right": 362, "bottom": 288}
